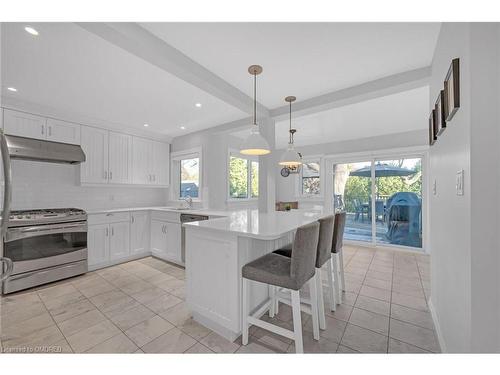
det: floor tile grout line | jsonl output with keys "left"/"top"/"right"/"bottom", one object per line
{"left": 35, "top": 289, "right": 74, "bottom": 353}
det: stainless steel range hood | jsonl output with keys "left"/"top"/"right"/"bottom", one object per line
{"left": 6, "top": 135, "right": 86, "bottom": 164}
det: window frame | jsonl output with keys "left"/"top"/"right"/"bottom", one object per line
{"left": 295, "top": 155, "right": 325, "bottom": 200}
{"left": 171, "top": 147, "right": 203, "bottom": 202}
{"left": 227, "top": 148, "right": 259, "bottom": 201}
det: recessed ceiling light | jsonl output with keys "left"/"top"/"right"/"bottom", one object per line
{"left": 143, "top": 123, "right": 149, "bottom": 127}
{"left": 7, "top": 87, "right": 17, "bottom": 92}
{"left": 24, "top": 26, "right": 39, "bottom": 36}
{"left": 180, "top": 126, "right": 186, "bottom": 130}
{"left": 195, "top": 103, "right": 202, "bottom": 108}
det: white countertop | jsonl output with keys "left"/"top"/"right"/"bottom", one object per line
{"left": 184, "top": 208, "right": 333, "bottom": 240}
{"left": 86, "top": 206, "right": 229, "bottom": 217}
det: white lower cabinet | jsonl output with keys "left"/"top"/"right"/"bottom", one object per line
{"left": 130, "top": 211, "right": 150, "bottom": 255}
{"left": 109, "top": 221, "right": 131, "bottom": 261}
{"left": 87, "top": 213, "right": 131, "bottom": 268}
{"left": 87, "top": 224, "right": 110, "bottom": 266}
{"left": 150, "top": 220, "right": 182, "bottom": 264}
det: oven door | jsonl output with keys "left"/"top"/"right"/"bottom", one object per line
{"left": 4, "top": 221, "right": 87, "bottom": 275}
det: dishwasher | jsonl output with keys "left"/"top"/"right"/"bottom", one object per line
{"left": 180, "top": 213, "right": 209, "bottom": 263}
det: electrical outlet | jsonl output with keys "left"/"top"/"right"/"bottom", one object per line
{"left": 456, "top": 170, "right": 464, "bottom": 196}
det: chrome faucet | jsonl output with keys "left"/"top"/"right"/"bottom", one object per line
{"left": 183, "top": 195, "right": 193, "bottom": 209}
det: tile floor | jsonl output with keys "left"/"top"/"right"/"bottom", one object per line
{"left": 0, "top": 245, "right": 439, "bottom": 354}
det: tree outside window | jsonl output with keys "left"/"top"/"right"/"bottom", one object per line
{"left": 180, "top": 157, "right": 199, "bottom": 198}
{"left": 302, "top": 161, "right": 320, "bottom": 195}
{"left": 229, "top": 154, "right": 259, "bottom": 199}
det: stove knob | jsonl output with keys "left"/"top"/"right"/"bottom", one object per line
{"left": 17, "top": 215, "right": 23, "bottom": 219}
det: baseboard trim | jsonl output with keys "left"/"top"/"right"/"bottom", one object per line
{"left": 428, "top": 298, "right": 446, "bottom": 353}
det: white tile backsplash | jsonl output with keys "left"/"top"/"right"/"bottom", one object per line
{"left": 9, "top": 160, "right": 168, "bottom": 210}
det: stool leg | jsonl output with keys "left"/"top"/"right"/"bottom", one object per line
{"left": 315, "top": 268, "right": 326, "bottom": 330}
{"left": 308, "top": 277, "right": 320, "bottom": 341}
{"left": 242, "top": 278, "right": 249, "bottom": 345}
{"left": 332, "top": 254, "right": 342, "bottom": 304}
{"left": 339, "top": 248, "right": 346, "bottom": 293}
{"left": 326, "top": 258, "right": 337, "bottom": 311}
{"left": 275, "top": 287, "right": 280, "bottom": 315}
{"left": 269, "top": 285, "right": 276, "bottom": 318}
{"left": 291, "top": 290, "right": 304, "bottom": 353}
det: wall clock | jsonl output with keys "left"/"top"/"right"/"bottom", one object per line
{"left": 280, "top": 167, "right": 290, "bottom": 177}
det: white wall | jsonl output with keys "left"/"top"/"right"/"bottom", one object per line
{"left": 276, "top": 129, "right": 428, "bottom": 204}
{"left": 429, "top": 23, "right": 500, "bottom": 353}
{"left": 9, "top": 160, "right": 168, "bottom": 211}
{"left": 171, "top": 128, "right": 260, "bottom": 210}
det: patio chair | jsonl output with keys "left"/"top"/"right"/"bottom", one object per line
{"left": 353, "top": 199, "right": 368, "bottom": 222}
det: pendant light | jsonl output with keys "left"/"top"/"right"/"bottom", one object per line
{"left": 279, "top": 96, "right": 302, "bottom": 167}
{"left": 240, "top": 65, "right": 271, "bottom": 156}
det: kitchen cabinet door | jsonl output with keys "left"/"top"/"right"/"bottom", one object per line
{"left": 165, "top": 222, "right": 182, "bottom": 263}
{"left": 132, "top": 136, "right": 152, "bottom": 185}
{"left": 109, "top": 132, "right": 133, "bottom": 184}
{"left": 46, "top": 118, "right": 81, "bottom": 145}
{"left": 151, "top": 219, "right": 167, "bottom": 257}
{"left": 153, "top": 141, "right": 170, "bottom": 186}
{"left": 130, "top": 211, "right": 150, "bottom": 255}
{"left": 80, "top": 126, "right": 109, "bottom": 184}
{"left": 88, "top": 224, "right": 110, "bottom": 266}
{"left": 3, "top": 109, "right": 46, "bottom": 140}
{"left": 109, "top": 221, "right": 130, "bottom": 261}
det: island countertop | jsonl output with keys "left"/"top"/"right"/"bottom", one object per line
{"left": 183, "top": 208, "right": 332, "bottom": 240}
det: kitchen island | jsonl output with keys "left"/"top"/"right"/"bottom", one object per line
{"left": 183, "top": 208, "right": 331, "bottom": 341}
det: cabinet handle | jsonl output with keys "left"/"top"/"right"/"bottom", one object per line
{"left": 104, "top": 171, "right": 108, "bottom": 180}
{"left": 48, "top": 126, "right": 52, "bottom": 137}
{"left": 105, "top": 227, "right": 108, "bottom": 236}
{"left": 109, "top": 171, "right": 113, "bottom": 180}
{"left": 153, "top": 174, "right": 156, "bottom": 182}
{"left": 41, "top": 125, "right": 44, "bottom": 135}
{"left": 131, "top": 216, "right": 135, "bottom": 224}
{"left": 111, "top": 227, "right": 114, "bottom": 236}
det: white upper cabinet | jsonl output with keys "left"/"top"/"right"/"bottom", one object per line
{"left": 153, "top": 141, "right": 170, "bottom": 186}
{"left": 132, "top": 136, "right": 169, "bottom": 186}
{"left": 81, "top": 126, "right": 109, "bottom": 184}
{"left": 108, "top": 132, "right": 132, "bottom": 184}
{"left": 3, "top": 109, "right": 47, "bottom": 140}
{"left": 46, "top": 118, "right": 81, "bottom": 145}
{"left": 3, "top": 109, "right": 81, "bottom": 145}
{"left": 132, "top": 136, "right": 151, "bottom": 185}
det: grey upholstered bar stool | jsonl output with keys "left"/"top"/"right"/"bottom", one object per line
{"left": 330, "top": 211, "right": 347, "bottom": 306}
{"left": 241, "top": 221, "right": 320, "bottom": 354}
{"left": 274, "top": 215, "right": 335, "bottom": 329}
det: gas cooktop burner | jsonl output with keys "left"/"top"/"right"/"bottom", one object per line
{"left": 8, "top": 208, "right": 87, "bottom": 227}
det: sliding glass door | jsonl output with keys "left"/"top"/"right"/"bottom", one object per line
{"left": 332, "top": 156, "right": 423, "bottom": 250}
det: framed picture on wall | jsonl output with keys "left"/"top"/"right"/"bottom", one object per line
{"left": 435, "top": 90, "right": 446, "bottom": 135}
{"left": 429, "top": 109, "right": 437, "bottom": 145}
{"left": 444, "top": 58, "right": 460, "bottom": 121}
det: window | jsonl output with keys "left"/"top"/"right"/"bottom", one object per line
{"left": 301, "top": 160, "right": 321, "bottom": 196}
{"left": 228, "top": 151, "right": 259, "bottom": 199}
{"left": 171, "top": 148, "right": 202, "bottom": 200}
{"left": 180, "top": 157, "right": 200, "bottom": 198}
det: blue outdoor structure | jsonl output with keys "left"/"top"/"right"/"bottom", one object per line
{"left": 180, "top": 182, "right": 199, "bottom": 198}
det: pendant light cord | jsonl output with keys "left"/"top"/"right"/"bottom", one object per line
{"left": 289, "top": 100, "right": 292, "bottom": 144}
{"left": 253, "top": 72, "right": 257, "bottom": 126}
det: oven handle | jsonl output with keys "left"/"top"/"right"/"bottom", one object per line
{"left": 6, "top": 223, "right": 88, "bottom": 242}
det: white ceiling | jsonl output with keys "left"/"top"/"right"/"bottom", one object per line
{"left": 274, "top": 86, "right": 429, "bottom": 149}
{"left": 141, "top": 22, "right": 440, "bottom": 108}
{"left": 1, "top": 22, "right": 246, "bottom": 137}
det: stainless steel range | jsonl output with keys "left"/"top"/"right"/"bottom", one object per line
{"left": 1, "top": 208, "right": 88, "bottom": 294}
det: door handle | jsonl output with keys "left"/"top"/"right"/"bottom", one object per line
{"left": 0, "top": 257, "right": 14, "bottom": 282}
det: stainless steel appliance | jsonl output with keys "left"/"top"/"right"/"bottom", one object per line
{"left": 2, "top": 208, "right": 88, "bottom": 294}
{"left": 180, "top": 213, "right": 209, "bottom": 263}
{"left": 5, "top": 134, "right": 85, "bottom": 164}
{"left": 0, "top": 129, "right": 88, "bottom": 294}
